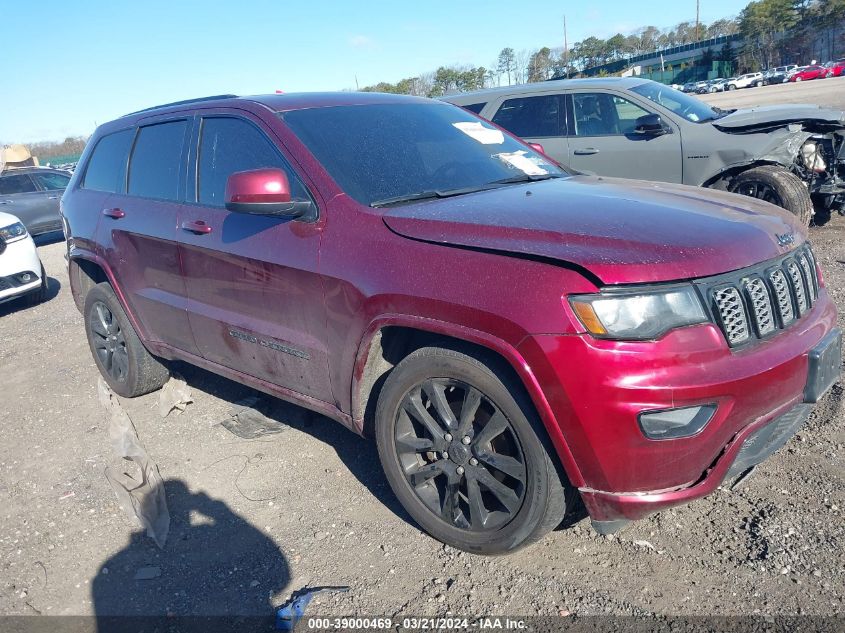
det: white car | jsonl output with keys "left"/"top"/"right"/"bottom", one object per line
{"left": 726, "top": 72, "right": 764, "bottom": 90}
{"left": 0, "top": 211, "right": 47, "bottom": 307}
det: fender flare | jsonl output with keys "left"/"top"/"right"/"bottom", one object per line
{"left": 67, "top": 249, "right": 149, "bottom": 342}
{"left": 351, "top": 313, "right": 586, "bottom": 488}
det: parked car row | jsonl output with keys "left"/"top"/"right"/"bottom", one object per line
{"left": 444, "top": 77, "right": 845, "bottom": 223}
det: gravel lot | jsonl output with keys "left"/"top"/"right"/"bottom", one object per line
{"left": 2, "top": 82, "right": 845, "bottom": 621}
{"left": 699, "top": 77, "right": 845, "bottom": 111}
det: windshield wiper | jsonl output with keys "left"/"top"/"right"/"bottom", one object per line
{"left": 370, "top": 173, "right": 564, "bottom": 208}
{"left": 489, "top": 173, "right": 564, "bottom": 185}
{"left": 371, "top": 185, "right": 490, "bottom": 208}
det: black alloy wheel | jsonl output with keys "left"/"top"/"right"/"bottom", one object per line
{"left": 394, "top": 378, "right": 527, "bottom": 532}
{"left": 89, "top": 300, "right": 129, "bottom": 383}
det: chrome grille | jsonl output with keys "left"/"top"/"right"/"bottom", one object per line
{"left": 769, "top": 269, "right": 794, "bottom": 325}
{"left": 798, "top": 253, "right": 817, "bottom": 302}
{"left": 786, "top": 259, "right": 808, "bottom": 315}
{"left": 703, "top": 245, "right": 820, "bottom": 347}
{"left": 742, "top": 277, "right": 775, "bottom": 336}
{"left": 713, "top": 286, "right": 750, "bottom": 345}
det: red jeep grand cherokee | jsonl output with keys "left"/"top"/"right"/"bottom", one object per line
{"left": 62, "top": 93, "right": 840, "bottom": 554}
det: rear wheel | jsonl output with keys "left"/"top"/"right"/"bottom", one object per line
{"left": 375, "top": 345, "right": 570, "bottom": 554}
{"left": 83, "top": 282, "right": 169, "bottom": 397}
{"left": 729, "top": 165, "right": 813, "bottom": 226}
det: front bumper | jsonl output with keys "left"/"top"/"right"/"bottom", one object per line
{"left": 519, "top": 289, "right": 838, "bottom": 526}
{"left": 0, "top": 236, "right": 43, "bottom": 304}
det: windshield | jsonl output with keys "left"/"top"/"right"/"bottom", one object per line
{"left": 280, "top": 102, "right": 565, "bottom": 207}
{"left": 629, "top": 81, "right": 721, "bottom": 123}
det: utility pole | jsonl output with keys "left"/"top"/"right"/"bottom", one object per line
{"left": 695, "top": 0, "right": 700, "bottom": 41}
{"left": 563, "top": 15, "right": 569, "bottom": 78}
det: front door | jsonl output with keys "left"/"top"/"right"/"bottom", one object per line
{"left": 177, "top": 114, "right": 332, "bottom": 402}
{"left": 0, "top": 172, "right": 54, "bottom": 235}
{"left": 565, "top": 91, "right": 683, "bottom": 183}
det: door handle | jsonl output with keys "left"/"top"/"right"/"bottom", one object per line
{"left": 574, "top": 148, "right": 600, "bottom": 155}
{"left": 47, "top": 195, "right": 60, "bottom": 200}
{"left": 181, "top": 220, "right": 213, "bottom": 235}
{"left": 102, "top": 208, "right": 125, "bottom": 219}
{"left": 0, "top": 200, "right": 11, "bottom": 205}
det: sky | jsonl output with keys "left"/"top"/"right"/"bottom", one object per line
{"left": 2, "top": 0, "right": 741, "bottom": 143}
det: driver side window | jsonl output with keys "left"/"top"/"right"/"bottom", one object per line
{"left": 197, "top": 117, "right": 310, "bottom": 208}
{"left": 570, "top": 93, "right": 650, "bottom": 137}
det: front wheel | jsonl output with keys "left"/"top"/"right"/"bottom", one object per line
{"left": 729, "top": 165, "right": 813, "bottom": 226}
{"left": 83, "top": 282, "right": 170, "bottom": 397}
{"left": 728, "top": 84, "right": 737, "bottom": 90}
{"left": 375, "top": 346, "right": 570, "bottom": 554}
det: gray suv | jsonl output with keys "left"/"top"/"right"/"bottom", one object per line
{"left": 443, "top": 78, "right": 845, "bottom": 224}
{"left": 0, "top": 167, "right": 70, "bottom": 235}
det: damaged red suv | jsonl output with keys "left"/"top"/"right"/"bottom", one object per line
{"left": 62, "top": 93, "right": 840, "bottom": 554}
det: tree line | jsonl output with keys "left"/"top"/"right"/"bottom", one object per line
{"left": 361, "top": 0, "right": 844, "bottom": 97}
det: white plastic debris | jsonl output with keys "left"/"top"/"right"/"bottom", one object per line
{"left": 98, "top": 378, "right": 170, "bottom": 548}
{"left": 157, "top": 374, "right": 193, "bottom": 418}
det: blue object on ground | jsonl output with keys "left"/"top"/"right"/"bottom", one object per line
{"left": 275, "top": 585, "right": 350, "bottom": 630}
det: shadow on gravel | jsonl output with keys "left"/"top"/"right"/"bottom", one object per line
{"left": 174, "top": 363, "right": 414, "bottom": 526}
{"left": 0, "top": 276, "right": 61, "bottom": 317}
{"left": 92, "top": 479, "right": 289, "bottom": 621}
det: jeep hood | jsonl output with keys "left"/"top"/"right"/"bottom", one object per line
{"left": 713, "top": 104, "right": 845, "bottom": 132}
{"left": 381, "top": 176, "right": 803, "bottom": 285}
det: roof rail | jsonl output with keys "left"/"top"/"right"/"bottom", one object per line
{"left": 123, "top": 94, "right": 238, "bottom": 117}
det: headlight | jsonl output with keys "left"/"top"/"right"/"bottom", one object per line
{"left": 569, "top": 286, "right": 708, "bottom": 340}
{"left": 0, "top": 222, "right": 27, "bottom": 243}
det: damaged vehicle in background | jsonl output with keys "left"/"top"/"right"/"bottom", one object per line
{"left": 443, "top": 78, "right": 845, "bottom": 224}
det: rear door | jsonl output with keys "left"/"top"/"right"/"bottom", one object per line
{"left": 99, "top": 118, "right": 198, "bottom": 355}
{"left": 487, "top": 92, "right": 570, "bottom": 166}
{"left": 564, "top": 90, "right": 683, "bottom": 183}
{"left": 0, "top": 172, "right": 46, "bottom": 233}
{"left": 177, "top": 113, "right": 331, "bottom": 401}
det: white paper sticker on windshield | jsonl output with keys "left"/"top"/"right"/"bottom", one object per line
{"left": 453, "top": 121, "right": 505, "bottom": 145}
{"left": 494, "top": 150, "right": 549, "bottom": 176}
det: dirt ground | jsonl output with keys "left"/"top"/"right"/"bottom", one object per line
{"left": 2, "top": 81, "right": 845, "bottom": 621}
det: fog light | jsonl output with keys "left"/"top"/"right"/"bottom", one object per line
{"left": 19, "top": 273, "right": 32, "bottom": 283}
{"left": 638, "top": 404, "right": 717, "bottom": 440}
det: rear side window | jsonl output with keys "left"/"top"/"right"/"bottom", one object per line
{"left": 491, "top": 95, "right": 562, "bottom": 138}
{"left": 32, "top": 172, "right": 71, "bottom": 191}
{"left": 0, "top": 173, "right": 37, "bottom": 195}
{"left": 83, "top": 129, "right": 134, "bottom": 193}
{"left": 462, "top": 102, "right": 487, "bottom": 114}
{"left": 128, "top": 120, "right": 187, "bottom": 201}
{"left": 197, "top": 117, "right": 309, "bottom": 207}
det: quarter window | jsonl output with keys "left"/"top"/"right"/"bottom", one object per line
{"left": 82, "top": 129, "right": 134, "bottom": 193}
{"left": 197, "top": 117, "right": 308, "bottom": 207}
{"left": 128, "top": 121, "right": 187, "bottom": 201}
{"left": 0, "top": 174, "right": 37, "bottom": 195}
{"left": 491, "top": 95, "right": 562, "bottom": 138}
{"left": 462, "top": 102, "right": 487, "bottom": 114}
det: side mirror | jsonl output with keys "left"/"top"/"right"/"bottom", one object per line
{"left": 528, "top": 142, "right": 546, "bottom": 155}
{"left": 633, "top": 113, "right": 670, "bottom": 137}
{"left": 224, "top": 168, "right": 312, "bottom": 218}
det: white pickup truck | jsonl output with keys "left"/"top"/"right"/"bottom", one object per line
{"left": 726, "top": 72, "right": 764, "bottom": 90}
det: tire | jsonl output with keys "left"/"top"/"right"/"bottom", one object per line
{"left": 728, "top": 84, "right": 737, "bottom": 90}
{"left": 796, "top": 76, "right": 803, "bottom": 82}
{"left": 25, "top": 265, "right": 48, "bottom": 306}
{"left": 729, "top": 165, "right": 813, "bottom": 226}
{"left": 83, "top": 282, "right": 169, "bottom": 397}
{"left": 375, "top": 345, "right": 570, "bottom": 554}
